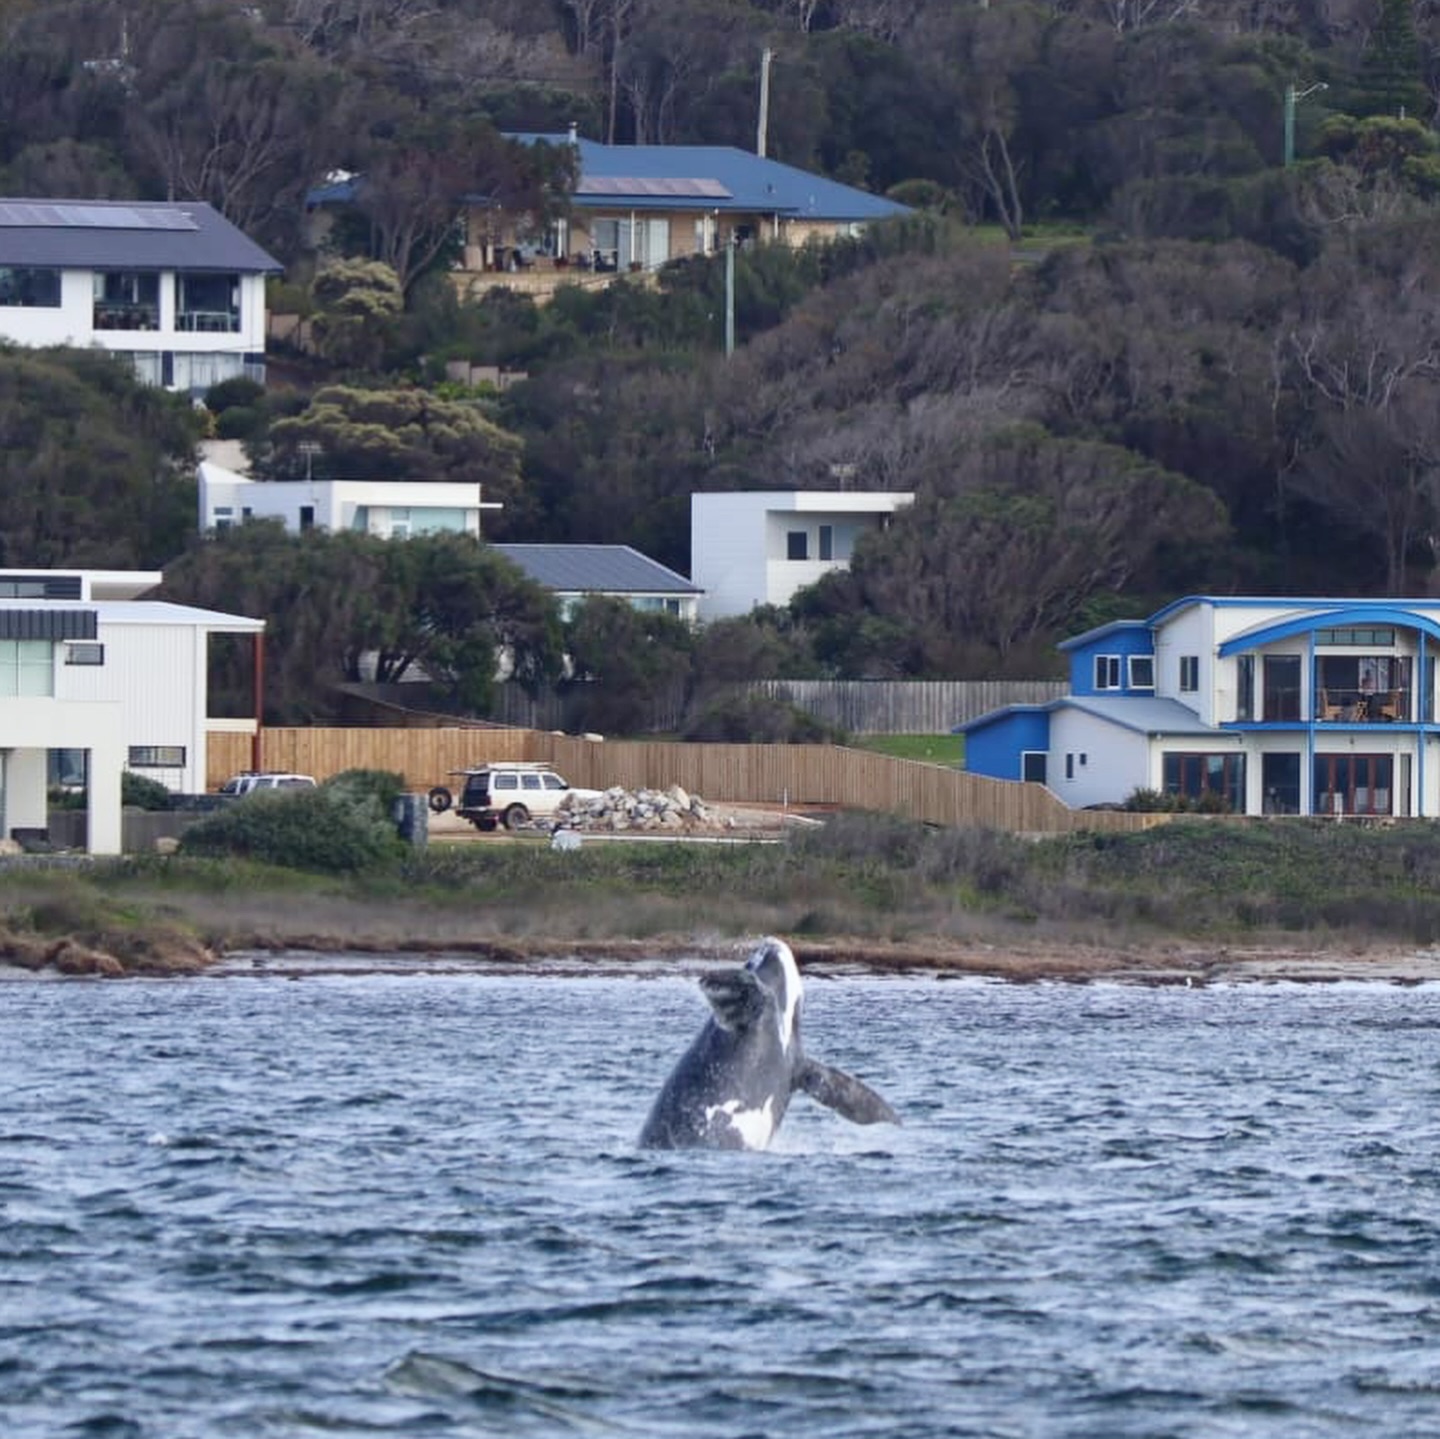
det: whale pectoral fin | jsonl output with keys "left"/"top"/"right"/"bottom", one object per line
{"left": 699, "top": 968, "right": 766, "bottom": 1031}
{"left": 796, "top": 1059, "right": 900, "bottom": 1126}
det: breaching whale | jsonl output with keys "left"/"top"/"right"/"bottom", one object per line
{"left": 638, "top": 936, "right": 900, "bottom": 1150}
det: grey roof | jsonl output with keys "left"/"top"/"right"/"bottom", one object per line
{"left": 958, "top": 695, "right": 1216, "bottom": 737}
{"left": 492, "top": 544, "right": 700, "bottom": 596}
{"left": 0, "top": 198, "right": 281, "bottom": 273}
{"left": 1063, "top": 696, "right": 1218, "bottom": 736}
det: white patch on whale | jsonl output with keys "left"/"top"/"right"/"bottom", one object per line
{"left": 703, "top": 1095, "right": 776, "bottom": 1150}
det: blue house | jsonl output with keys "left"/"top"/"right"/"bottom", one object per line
{"left": 960, "top": 597, "right": 1440, "bottom": 817}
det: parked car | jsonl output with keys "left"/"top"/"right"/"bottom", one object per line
{"left": 219, "top": 771, "right": 318, "bottom": 797}
{"left": 430, "top": 763, "right": 600, "bottom": 831}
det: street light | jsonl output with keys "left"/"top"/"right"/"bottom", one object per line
{"left": 1284, "top": 81, "right": 1328, "bottom": 168}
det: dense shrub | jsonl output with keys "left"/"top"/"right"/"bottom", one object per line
{"left": 122, "top": 772, "right": 173, "bottom": 810}
{"left": 682, "top": 694, "right": 844, "bottom": 744}
{"left": 179, "top": 786, "right": 401, "bottom": 872}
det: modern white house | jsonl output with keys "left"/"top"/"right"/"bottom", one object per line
{"left": 493, "top": 544, "right": 702, "bottom": 623}
{"left": 0, "top": 197, "right": 280, "bottom": 393}
{"left": 198, "top": 450, "right": 501, "bottom": 540}
{"left": 961, "top": 596, "right": 1440, "bottom": 818}
{"left": 690, "top": 490, "right": 914, "bottom": 621}
{"left": 0, "top": 568, "right": 263, "bottom": 854}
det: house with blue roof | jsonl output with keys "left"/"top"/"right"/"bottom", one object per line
{"left": 960, "top": 597, "right": 1440, "bottom": 818}
{"left": 307, "top": 126, "right": 908, "bottom": 300}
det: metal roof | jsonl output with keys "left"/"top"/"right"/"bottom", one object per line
{"left": 309, "top": 137, "right": 910, "bottom": 224}
{"left": 492, "top": 544, "right": 700, "bottom": 595}
{"left": 0, "top": 197, "right": 281, "bottom": 272}
{"left": 1063, "top": 696, "right": 1219, "bottom": 736}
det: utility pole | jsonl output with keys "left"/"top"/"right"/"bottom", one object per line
{"left": 756, "top": 47, "right": 772, "bottom": 158}
{"left": 1283, "top": 81, "right": 1328, "bottom": 167}
{"left": 725, "top": 236, "right": 735, "bottom": 357}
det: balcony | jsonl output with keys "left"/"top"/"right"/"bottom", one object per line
{"left": 1315, "top": 687, "right": 1408, "bottom": 723}
{"left": 177, "top": 309, "right": 239, "bottom": 333}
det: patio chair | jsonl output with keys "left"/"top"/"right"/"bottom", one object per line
{"left": 1318, "top": 689, "right": 1344, "bottom": 721}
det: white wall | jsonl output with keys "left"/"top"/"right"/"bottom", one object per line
{"left": 691, "top": 491, "right": 913, "bottom": 621}
{"left": 1049, "top": 709, "right": 1150, "bottom": 808}
{"left": 0, "top": 270, "right": 267, "bottom": 378}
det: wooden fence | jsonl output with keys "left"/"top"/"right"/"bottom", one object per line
{"left": 209, "top": 727, "right": 1170, "bottom": 836}
{"left": 746, "top": 679, "right": 1068, "bottom": 734}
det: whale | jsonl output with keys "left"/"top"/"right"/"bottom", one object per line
{"left": 638, "top": 936, "right": 900, "bottom": 1150}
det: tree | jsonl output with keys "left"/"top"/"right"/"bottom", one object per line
{"left": 0, "top": 346, "right": 199, "bottom": 567}
{"left": 261, "top": 385, "right": 527, "bottom": 511}
{"left": 838, "top": 427, "right": 1230, "bottom": 672}
{"left": 1350, "top": 0, "right": 1428, "bottom": 121}
{"left": 309, "top": 260, "right": 404, "bottom": 372}
{"left": 561, "top": 595, "right": 694, "bottom": 733}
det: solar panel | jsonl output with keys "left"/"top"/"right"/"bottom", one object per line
{"left": 0, "top": 201, "right": 198, "bottom": 231}
{"left": 578, "top": 176, "right": 731, "bottom": 200}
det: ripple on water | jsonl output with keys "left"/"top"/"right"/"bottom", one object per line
{"left": 6, "top": 973, "right": 1440, "bottom": 1436}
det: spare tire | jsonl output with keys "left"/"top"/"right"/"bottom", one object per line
{"left": 427, "top": 786, "right": 452, "bottom": 813}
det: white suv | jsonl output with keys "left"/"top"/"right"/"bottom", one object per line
{"left": 435, "top": 763, "right": 600, "bottom": 831}
{"left": 219, "top": 771, "right": 318, "bottom": 797}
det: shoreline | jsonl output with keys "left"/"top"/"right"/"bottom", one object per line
{"left": 8, "top": 932, "right": 1436, "bottom": 985}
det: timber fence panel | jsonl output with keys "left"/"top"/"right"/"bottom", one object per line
{"left": 748, "top": 680, "right": 1068, "bottom": 733}
{"left": 207, "top": 728, "right": 1169, "bottom": 835}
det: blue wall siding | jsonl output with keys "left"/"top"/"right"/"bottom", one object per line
{"left": 966, "top": 711, "right": 1052, "bottom": 780}
{"left": 1068, "top": 630, "right": 1155, "bottom": 697}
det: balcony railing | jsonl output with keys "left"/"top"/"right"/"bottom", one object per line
{"left": 177, "top": 309, "right": 239, "bottom": 333}
{"left": 1314, "top": 687, "right": 1409, "bottom": 722}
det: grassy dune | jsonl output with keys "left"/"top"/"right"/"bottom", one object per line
{"left": 6, "top": 814, "right": 1440, "bottom": 977}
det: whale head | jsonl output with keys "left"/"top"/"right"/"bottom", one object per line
{"left": 746, "top": 936, "right": 802, "bottom": 1051}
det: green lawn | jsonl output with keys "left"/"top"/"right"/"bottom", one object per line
{"left": 853, "top": 734, "right": 965, "bottom": 767}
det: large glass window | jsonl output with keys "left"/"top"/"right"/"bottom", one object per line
{"left": 174, "top": 271, "right": 240, "bottom": 332}
{"left": 1163, "top": 752, "right": 1245, "bottom": 811}
{"left": 1315, "top": 654, "right": 1410, "bottom": 722}
{"left": 0, "top": 266, "right": 61, "bottom": 307}
{"left": 1262, "top": 753, "right": 1300, "bottom": 814}
{"left": 93, "top": 271, "right": 159, "bottom": 330}
{"left": 1263, "top": 654, "right": 1301, "bottom": 721}
{"left": 1313, "top": 754, "right": 1392, "bottom": 816}
{"left": 0, "top": 640, "right": 53, "bottom": 696}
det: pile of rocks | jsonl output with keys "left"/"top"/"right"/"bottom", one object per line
{"left": 552, "top": 784, "right": 730, "bottom": 833}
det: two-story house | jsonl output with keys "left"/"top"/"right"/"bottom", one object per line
{"left": 961, "top": 596, "right": 1440, "bottom": 818}
{"left": 0, "top": 197, "right": 280, "bottom": 393}
{"left": 690, "top": 490, "right": 914, "bottom": 621}
{"left": 0, "top": 568, "right": 263, "bottom": 854}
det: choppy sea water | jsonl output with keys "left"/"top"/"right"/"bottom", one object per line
{"left": 6, "top": 961, "right": 1440, "bottom": 1438}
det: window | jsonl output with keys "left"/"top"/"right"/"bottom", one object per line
{"left": 1313, "top": 754, "right": 1392, "bottom": 816}
{"left": 1316, "top": 628, "right": 1394, "bottom": 646}
{"left": 493, "top": 773, "right": 517, "bottom": 791}
{"left": 1021, "top": 752, "right": 1047, "bottom": 784}
{"left": 543, "top": 774, "right": 568, "bottom": 790}
{"left": 1163, "top": 753, "right": 1245, "bottom": 811}
{"left": 1065, "top": 753, "right": 1075, "bottom": 780}
{"left": 1236, "top": 655, "right": 1255, "bottom": 720}
{"left": 786, "top": 531, "right": 809, "bottom": 561}
{"left": 819, "top": 525, "right": 834, "bottom": 562}
{"left": 1262, "top": 654, "right": 1301, "bottom": 721}
{"left": 0, "top": 266, "right": 61, "bottom": 307}
{"left": 128, "top": 745, "right": 185, "bottom": 768}
{"left": 174, "top": 271, "right": 240, "bottom": 332}
{"left": 93, "top": 270, "right": 159, "bottom": 329}
{"left": 299, "top": 506, "right": 315, "bottom": 532}
{"left": 389, "top": 506, "right": 411, "bottom": 540}
{"left": 64, "top": 642, "right": 104, "bottom": 665}
{"left": 213, "top": 506, "right": 234, "bottom": 531}
{"left": 0, "top": 640, "right": 52, "bottom": 696}
{"left": 522, "top": 773, "right": 542, "bottom": 791}
{"left": 1179, "top": 655, "right": 1199, "bottom": 692}
{"left": 1128, "top": 656, "right": 1154, "bottom": 689}
{"left": 1094, "top": 655, "right": 1122, "bottom": 690}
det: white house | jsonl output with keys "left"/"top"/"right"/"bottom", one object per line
{"left": 0, "top": 568, "right": 263, "bottom": 854}
{"left": 690, "top": 490, "right": 914, "bottom": 621}
{"left": 0, "top": 197, "right": 280, "bottom": 393}
{"left": 198, "top": 451, "right": 501, "bottom": 540}
{"left": 962, "top": 596, "right": 1440, "bottom": 818}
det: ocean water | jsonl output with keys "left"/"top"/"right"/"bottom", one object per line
{"left": 6, "top": 959, "right": 1440, "bottom": 1438}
